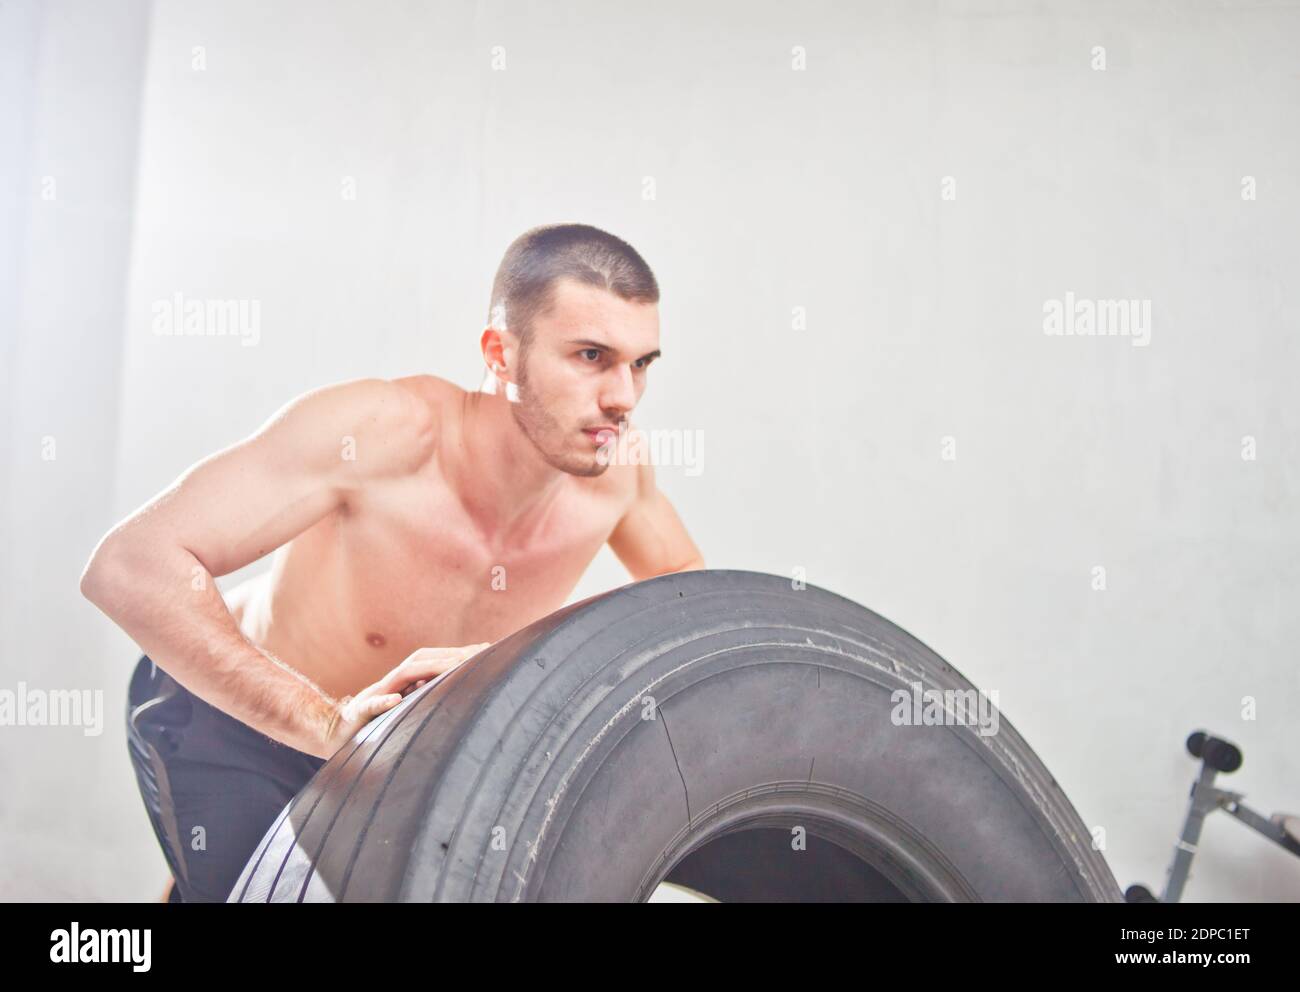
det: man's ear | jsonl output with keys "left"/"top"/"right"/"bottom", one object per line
{"left": 479, "top": 327, "right": 505, "bottom": 372}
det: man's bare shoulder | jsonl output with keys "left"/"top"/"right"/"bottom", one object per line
{"left": 390, "top": 374, "right": 469, "bottom": 443}
{"left": 390, "top": 373, "right": 465, "bottom": 407}
{"left": 280, "top": 375, "right": 442, "bottom": 478}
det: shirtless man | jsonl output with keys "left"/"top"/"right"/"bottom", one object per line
{"left": 80, "top": 223, "right": 705, "bottom": 902}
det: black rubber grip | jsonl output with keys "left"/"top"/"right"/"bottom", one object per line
{"left": 1124, "top": 883, "right": 1159, "bottom": 903}
{"left": 1186, "top": 730, "right": 1243, "bottom": 773}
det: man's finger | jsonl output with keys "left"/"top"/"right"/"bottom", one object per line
{"left": 375, "top": 645, "right": 489, "bottom": 695}
{"left": 359, "top": 693, "right": 402, "bottom": 720}
{"left": 371, "top": 649, "right": 457, "bottom": 694}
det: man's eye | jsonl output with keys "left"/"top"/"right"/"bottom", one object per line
{"left": 580, "top": 349, "right": 601, "bottom": 361}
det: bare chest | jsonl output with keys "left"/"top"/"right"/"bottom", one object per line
{"left": 272, "top": 474, "right": 628, "bottom": 678}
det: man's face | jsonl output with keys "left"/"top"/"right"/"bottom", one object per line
{"left": 509, "top": 277, "right": 661, "bottom": 477}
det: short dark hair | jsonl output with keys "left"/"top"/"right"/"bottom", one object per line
{"left": 487, "top": 224, "right": 659, "bottom": 353}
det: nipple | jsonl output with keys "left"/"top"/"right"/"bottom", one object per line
{"left": 366, "top": 632, "right": 387, "bottom": 648}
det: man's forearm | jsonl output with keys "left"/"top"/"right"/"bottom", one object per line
{"left": 666, "top": 557, "right": 706, "bottom": 574}
{"left": 82, "top": 541, "right": 336, "bottom": 757}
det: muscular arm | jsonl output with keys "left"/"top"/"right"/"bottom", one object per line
{"left": 607, "top": 459, "right": 705, "bottom": 581}
{"left": 79, "top": 377, "right": 436, "bottom": 758}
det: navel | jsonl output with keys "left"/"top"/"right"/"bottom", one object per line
{"left": 365, "top": 631, "right": 387, "bottom": 648}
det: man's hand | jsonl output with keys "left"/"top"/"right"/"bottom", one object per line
{"left": 319, "top": 643, "right": 491, "bottom": 757}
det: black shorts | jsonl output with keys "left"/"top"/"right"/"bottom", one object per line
{"left": 125, "top": 655, "right": 327, "bottom": 902}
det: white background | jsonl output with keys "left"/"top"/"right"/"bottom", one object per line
{"left": 2, "top": 0, "right": 1297, "bottom": 901}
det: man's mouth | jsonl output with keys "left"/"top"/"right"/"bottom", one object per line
{"left": 582, "top": 426, "right": 620, "bottom": 445}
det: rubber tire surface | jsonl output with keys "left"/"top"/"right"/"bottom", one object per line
{"left": 230, "top": 569, "right": 1120, "bottom": 902}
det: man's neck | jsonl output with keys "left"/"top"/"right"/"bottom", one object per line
{"left": 453, "top": 387, "right": 568, "bottom": 542}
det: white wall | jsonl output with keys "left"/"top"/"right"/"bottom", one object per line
{"left": 0, "top": 0, "right": 152, "bottom": 898}
{"left": 4, "top": 0, "right": 1297, "bottom": 900}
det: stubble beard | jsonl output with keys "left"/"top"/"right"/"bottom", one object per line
{"left": 509, "top": 354, "right": 609, "bottom": 479}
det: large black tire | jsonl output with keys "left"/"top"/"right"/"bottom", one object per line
{"left": 230, "top": 569, "right": 1120, "bottom": 902}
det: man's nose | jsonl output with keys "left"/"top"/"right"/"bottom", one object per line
{"left": 599, "top": 365, "right": 637, "bottom": 415}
